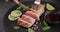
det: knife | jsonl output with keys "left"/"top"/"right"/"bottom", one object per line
{"left": 18, "top": 0, "right": 41, "bottom": 10}
{"left": 18, "top": 2, "right": 30, "bottom": 10}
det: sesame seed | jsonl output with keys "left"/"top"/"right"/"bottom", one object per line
{"left": 36, "top": 26, "right": 38, "bottom": 29}
{"left": 40, "top": 22, "right": 41, "bottom": 24}
{"left": 34, "top": 28, "right": 36, "bottom": 30}
{"left": 33, "top": 24, "right": 37, "bottom": 27}
{"left": 36, "top": 22, "right": 38, "bottom": 24}
{"left": 31, "top": 27, "right": 34, "bottom": 29}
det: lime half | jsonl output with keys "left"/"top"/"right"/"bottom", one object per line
{"left": 8, "top": 15, "right": 18, "bottom": 21}
{"left": 11, "top": 10, "right": 22, "bottom": 17}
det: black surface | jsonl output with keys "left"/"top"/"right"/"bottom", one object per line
{"left": 0, "top": 1, "right": 15, "bottom": 32}
{"left": 0, "top": 0, "right": 60, "bottom": 32}
{"left": 0, "top": 0, "right": 34, "bottom": 32}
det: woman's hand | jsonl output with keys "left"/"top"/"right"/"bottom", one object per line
{"left": 5, "top": 0, "right": 19, "bottom": 4}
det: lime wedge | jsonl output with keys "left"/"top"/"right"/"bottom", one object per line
{"left": 46, "top": 3, "right": 55, "bottom": 11}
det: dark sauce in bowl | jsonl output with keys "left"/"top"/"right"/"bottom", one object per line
{"left": 45, "top": 13, "right": 60, "bottom": 23}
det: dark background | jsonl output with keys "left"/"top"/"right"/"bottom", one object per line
{"left": 0, "top": 0, "right": 60, "bottom": 32}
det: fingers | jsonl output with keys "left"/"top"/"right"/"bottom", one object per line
{"left": 5, "top": 0, "right": 9, "bottom": 2}
{"left": 5, "top": 0, "right": 19, "bottom": 4}
{"left": 13, "top": 0, "right": 19, "bottom": 4}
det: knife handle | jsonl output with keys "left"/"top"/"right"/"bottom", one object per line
{"left": 18, "top": 2, "right": 30, "bottom": 10}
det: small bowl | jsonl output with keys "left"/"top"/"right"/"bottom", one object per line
{"left": 44, "top": 11, "right": 60, "bottom": 24}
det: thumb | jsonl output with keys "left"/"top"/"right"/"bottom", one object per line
{"left": 13, "top": 0, "right": 19, "bottom": 4}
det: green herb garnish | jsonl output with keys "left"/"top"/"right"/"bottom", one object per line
{"left": 13, "top": 26, "right": 20, "bottom": 30}
{"left": 42, "top": 21, "right": 51, "bottom": 31}
{"left": 43, "top": 21, "right": 48, "bottom": 26}
{"left": 42, "top": 26, "right": 51, "bottom": 31}
{"left": 28, "top": 28, "right": 35, "bottom": 32}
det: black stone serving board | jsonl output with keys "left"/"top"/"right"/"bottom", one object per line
{"left": 0, "top": 0, "right": 60, "bottom": 32}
